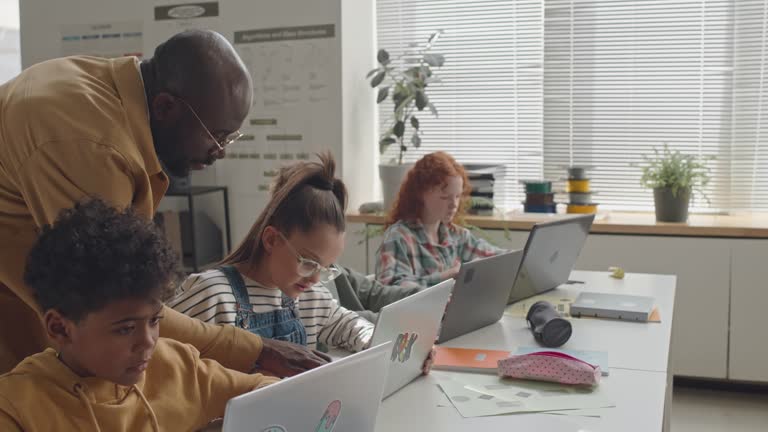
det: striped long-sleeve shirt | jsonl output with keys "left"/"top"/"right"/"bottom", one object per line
{"left": 169, "top": 269, "right": 375, "bottom": 352}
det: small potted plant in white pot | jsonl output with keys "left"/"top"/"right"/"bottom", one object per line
{"left": 638, "top": 144, "right": 712, "bottom": 222}
{"left": 367, "top": 30, "right": 445, "bottom": 210}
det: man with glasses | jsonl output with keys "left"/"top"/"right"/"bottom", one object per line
{"left": 0, "top": 30, "right": 329, "bottom": 375}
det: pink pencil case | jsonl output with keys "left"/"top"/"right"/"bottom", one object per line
{"left": 497, "top": 351, "right": 601, "bottom": 386}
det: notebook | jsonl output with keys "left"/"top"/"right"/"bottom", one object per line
{"left": 432, "top": 347, "right": 512, "bottom": 373}
{"left": 570, "top": 292, "right": 655, "bottom": 322}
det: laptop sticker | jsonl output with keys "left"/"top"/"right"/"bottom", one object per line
{"left": 315, "top": 400, "right": 341, "bottom": 432}
{"left": 390, "top": 332, "right": 419, "bottom": 363}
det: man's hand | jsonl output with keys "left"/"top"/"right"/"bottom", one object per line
{"left": 256, "top": 338, "right": 332, "bottom": 377}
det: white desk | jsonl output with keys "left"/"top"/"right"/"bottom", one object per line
{"left": 376, "top": 368, "right": 667, "bottom": 432}
{"left": 210, "top": 271, "right": 676, "bottom": 432}
{"left": 444, "top": 271, "right": 677, "bottom": 374}
{"left": 374, "top": 271, "right": 676, "bottom": 432}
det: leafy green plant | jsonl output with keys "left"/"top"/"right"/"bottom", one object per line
{"left": 637, "top": 144, "right": 713, "bottom": 201}
{"left": 367, "top": 30, "right": 446, "bottom": 165}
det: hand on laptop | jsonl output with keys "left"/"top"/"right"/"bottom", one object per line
{"left": 443, "top": 264, "right": 461, "bottom": 281}
{"left": 422, "top": 346, "right": 437, "bottom": 375}
{"left": 257, "top": 338, "right": 332, "bottom": 377}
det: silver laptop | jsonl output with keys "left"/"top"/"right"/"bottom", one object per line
{"left": 437, "top": 250, "right": 524, "bottom": 344}
{"left": 370, "top": 278, "right": 454, "bottom": 399}
{"left": 507, "top": 214, "right": 595, "bottom": 305}
{"left": 570, "top": 292, "right": 655, "bottom": 322}
{"left": 222, "top": 342, "right": 392, "bottom": 432}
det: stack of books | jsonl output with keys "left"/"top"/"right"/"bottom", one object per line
{"left": 464, "top": 164, "right": 499, "bottom": 216}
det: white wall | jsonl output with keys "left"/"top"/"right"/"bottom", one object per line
{"left": 0, "top": 0, "right": 21, "bottom": 84}
{"left": 341, "top": 0, "right": 378, "bottom": 210}
{"left": 0, "top": 0, "right": 19, "bottom": 29}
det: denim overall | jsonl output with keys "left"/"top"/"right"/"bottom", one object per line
{"left": 217, "top": 266, "right": 307, "bottom": 346}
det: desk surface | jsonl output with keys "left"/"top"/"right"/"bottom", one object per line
{"left": 444, "top": 271, "right": 676, "bottom": 373}
{"left": 376, "top": 368, "right": 667, "bottom": 432}
{"left": 372, "top": 271, "right": 675, "bottom": 431}
{"left": 211, "top": 271, "right": 675, "bottom": 432}
{"left": 347, "top": 211, "right": 768, "bottom": 238}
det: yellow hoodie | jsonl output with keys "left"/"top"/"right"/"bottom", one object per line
{"left": 0, "top": 338, "right": 279, "bottom": 431}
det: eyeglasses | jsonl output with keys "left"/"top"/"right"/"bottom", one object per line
{"left": 173, "top": 96, "right": 244, "bottom": 151}
{"left": 277, "top": 231, "right": 342, "bottom": 284}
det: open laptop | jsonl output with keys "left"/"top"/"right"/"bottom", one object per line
{"left": 507, "top": 214, "right": 595, "bottom": 305}
{"left": 369, "top": 278, "right": 454, "bottom": 399}
{"left": 222, "top": 342, "right": 392, "bottom": 432}
{"left": 437, "top": 250, "right": 525, "bottom": 344}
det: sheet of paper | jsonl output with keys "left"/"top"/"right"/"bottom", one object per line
{"left": 545, "top": 408, "right": 605, "bottom": 418}
{"left": 438, "top": 379, "right": 538, "bottom": 418}
{"left": 466, "top": 380, "right": 614, "bottom": 413}
{"left": 434, "top": 384, "right": 453, "bottom": 407}
{"left": 514, "top": 347, "right": 610, "bottom": 376}
{"left": 436, "top": 373, "right": 614, "bottom": 418}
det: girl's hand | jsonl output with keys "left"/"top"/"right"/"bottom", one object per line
{"left": 422, "top": 346, "right": 437, "bottom": 375}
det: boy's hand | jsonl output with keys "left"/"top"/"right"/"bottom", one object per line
{"left": 422, "top": 346, "right": 437, "bottom": 375}
{"left": 257, "top": 338, "right": 332, "bottom": 377}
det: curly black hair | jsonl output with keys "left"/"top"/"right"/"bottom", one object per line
{"left": 24, "top": 198, "right": 182, "bottom": 321}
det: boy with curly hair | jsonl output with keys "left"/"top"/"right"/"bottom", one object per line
{"left": 0, "top": 198, "right": 278, "bottom": 431}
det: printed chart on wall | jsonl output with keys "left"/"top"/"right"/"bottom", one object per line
{"left": 146, "top": 1, "right": 224, "bottom": 49}
{"left": 227, "top": 23, "right": 337, "bottom": 196}
{"left": 60, "top": 22, "right": 144, "bottom": 59}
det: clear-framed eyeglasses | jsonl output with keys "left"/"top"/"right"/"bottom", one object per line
{"left": 277, "top": 231, "right": 342, "bottom": 284}
{"left": 173, "top": 95, "right": 244, "bottom": 151}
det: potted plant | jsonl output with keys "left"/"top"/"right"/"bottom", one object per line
{"left": 367, "top": 30, "right": 446, "bottom": 210}
{"left": 638, "top": 144, "right": 712, "bottom": 222}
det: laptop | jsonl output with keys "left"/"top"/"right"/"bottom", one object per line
{"left": 570, "top": 292, "right": 655, "bottom": 322}
{"left": 369, "top": 278, "right": 454, "bottom": 399}
{"left": 507, "top": 214, "right": 595, "bottom": 305}
{"left": 437, "top": 250, "right": 525, "bottom": 344}
{"left": 222, "top": 342, "right": 392, "bottom": 432}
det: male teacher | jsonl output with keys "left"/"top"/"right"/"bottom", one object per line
{"left": 0, "top": 29, "right": 329, "bottom": 374}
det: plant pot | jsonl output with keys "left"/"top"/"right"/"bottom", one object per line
{"left": 379, "top": 163, "right": 413, "bottom": 212}
{"left": 653, "top": 187, "right": 691, "bottom": 222}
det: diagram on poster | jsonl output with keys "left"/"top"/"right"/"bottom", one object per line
{"left": 229, "top": 24, "right": 337, "bottom": 193}
{"left": 234, "top": 24, "right": 334, "bottom": 109}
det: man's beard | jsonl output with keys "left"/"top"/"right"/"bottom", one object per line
{"left": 152, "top": 126, "right": 191, "bottom": 178}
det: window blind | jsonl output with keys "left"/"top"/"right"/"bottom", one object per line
{"left": 543, "top": 0, "right": 733, "bottom": 211}
{"left": 376, "top": 0, "right": 544, "bottom": 209}
{"left": 733, "top": 0, "right": 768, "bottom": 210}
{"left": 377, "top": 0, "right": 768, "bottom": 212}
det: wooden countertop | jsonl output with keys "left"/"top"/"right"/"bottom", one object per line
{"left": 347, "top": 211, "right": 768, "bottom": 238}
